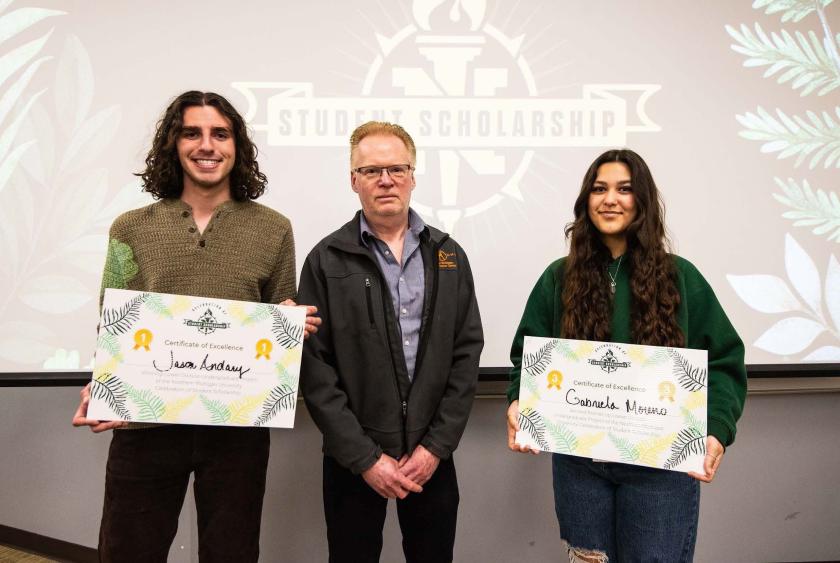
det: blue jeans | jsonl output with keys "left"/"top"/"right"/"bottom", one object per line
{"left": 552, "top": 454, "right": 699, "bottom": 562}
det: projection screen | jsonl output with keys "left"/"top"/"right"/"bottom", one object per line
{"left": 1, "top": 0, "right": 839, "bottom": 373}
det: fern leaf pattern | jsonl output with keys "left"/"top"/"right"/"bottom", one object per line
{"left": 574, "top": 432, "right": 606, "bottom": 456}
{"left": 199, "top": 395, "right": 231, "bottom": 424}
{"left": 773, "top": 177, "right": 840, "bottom": 242}
{"left": 160, "top": 396, "right": 196, "bottom": 422}
{"left": 520, "top": 369, "right": 539, "bottom": 399}
{"left": 90, "top": 373, "right": 131, "bottom": 420}
{"left": 523, "top": 341, "right": 553, "bottom": 377}
{"left": 101, "top": 293, "right": 149, "bottom": 336}
{"left": 517, "top": 407, "right": 549, "bottom": 450}
{"left": 123, "top": 383, "right": 165, "bottom": 422}
{"left": 143, "top": 294, "right": 172, "bottom": 318}
{"left": 544, "top": 418, "right": 577, "bottom": 454}
{"left": 243, "top": 304, "right": 272, "bottom": 326}
{"left": 608, "top": 432, "right": 640, "bottom": 463}
{"left": 752, "top": 0, "right": 834, "bottom": 23}
{"left": 638, "top": 434, "right": 677, "bottom": 467}
{"left": 275, "top": 361, "right": 299, "bottom": 390}
{"left": 669, "top": 350, "right": 708, "bottom": 391}
{"left": 0, "top": 5, "right": 64, "bottom": 196}
{"left": 663, "top": 427, "right": 706, "bottom": 470}
{"left": 254, "top": 385, "right": 296, "bottom": 426}
{"left": 682, "top": 390, "right": 706, "bottom": 411}
{"left": 681, "top": 407, "right": 707, "bottom": 435}
{"left": 554, "top": 340, "right": 579, "bottom": 361}
{"left": 228, "top": 394, "right": 267, "bottom": 425}
{"left": 96, "top": 332, "right": 120, "bottom": 357}
{"left": 736, "top": 106, "right": 840, "bottom": 169}
{"left": 644, "top": 348, "right": 669, "bottom": 366}
{"left": 727, "top": 23, "right": 840, "bottom": 96}
{"left": 271, "top": 310, "right": 303, "bottom": 349}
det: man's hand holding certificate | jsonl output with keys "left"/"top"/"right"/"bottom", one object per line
{"left": 515, "top": 336, "right": 708, "bottom": 473}
{"left": 87, "top": 289, "right": 306, "bottom": 428}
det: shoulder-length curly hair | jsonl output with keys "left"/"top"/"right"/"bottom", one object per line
{"left": 562, "top": 149, "right": 684, "bottom": 347}
{"left": 136, "top": 91, "right": 267, "bottom": 201}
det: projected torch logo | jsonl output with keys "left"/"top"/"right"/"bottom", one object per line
{"left": 233, "top": 0, "right": 661, "bottom": 232}
{"left": 361, "top": 0, "right": 532, "bottom": 232}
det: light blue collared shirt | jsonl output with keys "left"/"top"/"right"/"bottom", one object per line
{"left": 360, "top": 209, "right": 426, "bottom": 381}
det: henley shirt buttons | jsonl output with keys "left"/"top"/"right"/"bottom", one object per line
{"left": 181, "top": 211, "right": 189, "bottom": 218}
{"left": 404, "top": 340, "right": 409, "bottom": 346}
{"left": 198, "top": 240, "right": 206, "bottom": 248}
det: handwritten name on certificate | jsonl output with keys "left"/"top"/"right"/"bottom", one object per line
{"left": 87, "top": 289, "right": 306, "bottom": 428}
{"left": 516, "top": 337, "right": 708, "bottom": 473}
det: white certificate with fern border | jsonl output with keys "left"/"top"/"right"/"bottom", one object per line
{"left": 516, "top": 336, "right": 708, "bottom": 473}
{"left": 87, "top": 288, "right": 305, "bottom": 428}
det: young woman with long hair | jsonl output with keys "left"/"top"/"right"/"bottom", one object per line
{"left": 505, "top": 149, "right": 747, "bottom": 562}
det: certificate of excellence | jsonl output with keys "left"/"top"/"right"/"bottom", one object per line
{"left": 515, "top": 337, "right": 708, "bottom": 473}
{"left": 87, "top": 289, "right": 306, "bottom": 428}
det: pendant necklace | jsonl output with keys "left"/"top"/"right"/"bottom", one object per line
{"left": 607, "top": 255, "right": 623, "bottom": 294}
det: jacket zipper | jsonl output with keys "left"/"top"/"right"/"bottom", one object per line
{"left": 364, "top": 277, "right": 375, "bottom": 326}
{"left": 409, "top": 236, "right": 447, "bottom": 387}
{"left": 365, "top": 264, "right": 406, "bottom": 448}
{"left": 398, "top": 237, "right": 446, "bottom": 454}
{"left": 360, "top": 237, "right": 447, "bottom": 454}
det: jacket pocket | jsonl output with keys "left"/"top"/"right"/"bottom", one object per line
{"left": 364, "top": 277, "right": 375, "bottom": 326}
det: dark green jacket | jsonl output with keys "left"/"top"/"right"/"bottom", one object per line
{"left": 508, "top": 256, "right": 747, "bottom": 447}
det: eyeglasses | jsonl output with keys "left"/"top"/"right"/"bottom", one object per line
{"left": 352, "top": 164, "right": 413, "bottom": 180}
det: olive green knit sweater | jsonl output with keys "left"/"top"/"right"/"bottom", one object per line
{"left": 101, "top": 198, "right": 296, "bottom": 305}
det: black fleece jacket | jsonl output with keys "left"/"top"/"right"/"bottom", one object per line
{"left": 298, "top": 211, "right": 484, "bottom": 474}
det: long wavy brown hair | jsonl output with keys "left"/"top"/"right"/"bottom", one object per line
{"left": 136, "top": 91, "right": 267, "bottom": 201}
{"left": 562, "top": 149, "right": 684, "bottom": 347}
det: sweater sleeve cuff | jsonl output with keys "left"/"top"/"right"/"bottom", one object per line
{"left": 708, "top": 417, "right": 735, "bottom": 448}
{"left": 506, "top": 383, "right": 520, "bottom": 404}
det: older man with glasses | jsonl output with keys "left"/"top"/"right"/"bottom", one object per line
{"left": 298, "top": 121, "right": 484, "bottom": 563}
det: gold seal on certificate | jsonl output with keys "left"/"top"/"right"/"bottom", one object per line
{"left": 87, "top": 289, "right": 306, "bottom": 428}
{"left": 516, "top": 336, "right": 708, "bottom": 473}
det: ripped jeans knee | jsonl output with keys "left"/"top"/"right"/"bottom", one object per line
{"left": 567, "top": 545, "right": 609, "bottom": 563}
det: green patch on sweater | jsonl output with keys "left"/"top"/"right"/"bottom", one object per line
{"left": 103, "top": 238, "right": 138, "bottom": 289}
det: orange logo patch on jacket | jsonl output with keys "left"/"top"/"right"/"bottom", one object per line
{"left": 438, "top": 250, "right": 457, "bottom": 270}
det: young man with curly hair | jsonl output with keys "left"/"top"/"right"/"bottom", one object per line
{"left": 72, "top": 91, "right": 318, "bottom": 562}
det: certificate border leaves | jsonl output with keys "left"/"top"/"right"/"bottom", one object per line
{"left": 90, "top": 372, "right": 130, "bottom": 421}
{"left": 518, "top": 337, "right": 707, "bottom": 472}
{"left": 271, "top": 308, "right": 303, "bottom": 349}
{"left": 100, "top": 292, "right": 148, "bottom": 336}
{"left": 254, "top": 385, "right": 297, "bottom": 427}
{"left": 519, "top": 339, "right": 607, "bottom": 457}
{"left": 669, "top": 349, "right": 708, "bottom": 392}
{"left": 91, "top": 290, "right": 303, "bottom": 427}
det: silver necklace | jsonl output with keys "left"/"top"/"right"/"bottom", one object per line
{"left": 607, "top": 255, "right": 623, "bottom": 294}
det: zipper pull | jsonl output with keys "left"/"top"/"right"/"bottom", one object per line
{"left": 365, "top": 277, "right": 371, "bottom": 287}
{"left": 402, "top": 401, "right": 407, "bottom": 417}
